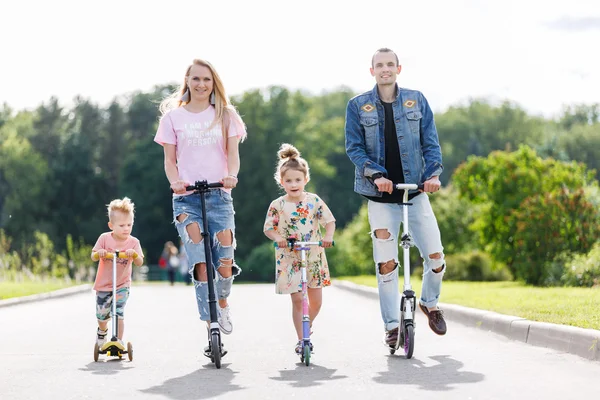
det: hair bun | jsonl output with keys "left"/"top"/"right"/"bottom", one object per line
{"left": 277, "top": 143, "right": 300, "bottom": 160}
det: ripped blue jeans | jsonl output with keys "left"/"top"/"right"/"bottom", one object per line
{"left": 368, "top": 194, "right": 446, "bottom": 331}
{"left": 173, "top": 189, "right": 241, "bottom": 321}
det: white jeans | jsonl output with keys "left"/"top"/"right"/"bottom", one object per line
{"left": 368, "top": 194, "right": 446, "bottom": 331}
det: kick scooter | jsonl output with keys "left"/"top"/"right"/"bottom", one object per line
{"left": 92, "top": 251, "right": 134, "bottom": 362}
{"left": 276, "top": 237, "right": 333, "bottom": 366}
{"left": 185, "top": 180, "right": 226, "bottom": 369}
{"left": 388, "top": 183, "right": 422, "bottom": 359}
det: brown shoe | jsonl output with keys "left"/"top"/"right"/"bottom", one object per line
{"left": 419, "top": 303, "right": 447, "bottom": 335}
{"left": 385, "top": 327, "right": 399, "bottom": 347}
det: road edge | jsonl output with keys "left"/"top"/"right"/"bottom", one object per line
{"left": 0, "top": 284, "right": 92, "bottom": 308}
{"left": 334, "top": 279, "right": 600, "bottom": 362}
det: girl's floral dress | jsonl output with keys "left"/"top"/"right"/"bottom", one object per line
{"left": 263, "top": 192, "right": 336, "bottom": 294}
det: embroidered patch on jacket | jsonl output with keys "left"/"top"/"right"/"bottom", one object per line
{"left": 403, "top": 100, "right": 416, "bottom": 108}
{"left": 361, "top": 103, "right": 375, "bottom": 112}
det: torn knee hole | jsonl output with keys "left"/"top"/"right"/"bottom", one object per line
{"left": 378, "top": 260, "right": 397, "bottom": 275}
{"left": 176, "top": 213, "right": 188, "bottom": 223}
{"left": 216, "top": 229, "right": 234, "bottom": 246}
{"left": 429, "top": 252, "right": 442, "bottom": 260}
{"left": 193, "top": 264, "right": 208, "bottom": 281}
{"left": 219, "top": 258, "right": 233, "bottom": 267}
{"left": 374, "top": 229, "right": 391, "bottom": 240}
{"left": 185, "top": 222, "right": 203, "bottom": 244}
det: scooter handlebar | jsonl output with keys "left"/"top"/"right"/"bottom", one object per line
{"left": 92, "top": 252, "right": 138, "bottom": 260}
{"left": 273, "top": 240, "right": 335, "bottom": 249}
{"left": 185, "top": 181, "right": 224, "bottom": 191}
{"left": 394, "top": 183, "right": 423, "bottom": 191}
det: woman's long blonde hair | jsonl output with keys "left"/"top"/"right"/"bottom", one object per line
{"left": 159, "top": 59, "right": 247, "bottom": 145}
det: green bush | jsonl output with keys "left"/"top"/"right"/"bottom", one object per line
{"left": 327, "top": 205, "right": 374, "bottom": 277}
{"left": 430, "top": 185, "right": 480, "bottom": 254}
{"left": 560, "top": 243, "right": 600, "bottom": 287}
{"left": 241, "top": 241, "right": 276, "bottom": 282}
{"left": 511, "top": 187, "right": 600, "bottom": 285}
{"left": 444, "top": 250, "right": 512, "bottom": 281}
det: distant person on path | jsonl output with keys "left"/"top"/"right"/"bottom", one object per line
{"left": 161, "top": 241, "right": 180, "bottom": 285}
{"left": 344, "top": 48, "right": 448, "bottom": 349}
{"left": 91, "top": 197, "right": 144, "bottom": 348}
{"left": 263, "top": 143, "right": 336, "bottom": 355}
{"left": 154, "top": 59, "right": 247, "bottom": 357}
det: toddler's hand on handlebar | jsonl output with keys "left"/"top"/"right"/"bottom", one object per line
{"left": 124, "top": 249, "right": 137, "bottom": 258}
{"left": 97, "top": 249, "right": 107, "bottom": 259}
{"left": 171, "top": 180, "right": 189, "bottom": 194}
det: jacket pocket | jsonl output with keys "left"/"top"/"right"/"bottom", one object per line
{"left": 405, "top": 111, "right": 422, "bottom": 135}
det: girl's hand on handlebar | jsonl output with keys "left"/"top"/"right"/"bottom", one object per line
{"left": 375, "top": 177, "right": 393, "bottom": 194}
{"left": 97, "top": 249, "right": 107, "bottom": 259}
{"left": 170, "top": 180, "right": 189, "bottom": 194}
{"left": 221, "top": 175, "right": 238, "bottom": 189}
{"left": 274, "top": 236, "right": 288, "bottom": 249}
{"left": 321, "top": 236, "right": 334, "bottom": 248}
{"left": 422, "top": 176, "right": 441, "bottom": 193}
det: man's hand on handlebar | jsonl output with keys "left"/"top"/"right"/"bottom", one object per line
{"left": 422, "top": 176, "right": 441, "bottom": 193}
{"left": 374, "top": 177, "right": 394, "bottom": 194}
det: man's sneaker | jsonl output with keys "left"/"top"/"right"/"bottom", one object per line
{"left": 385, "top": 327, "right": 399, "bottom": 348}
{"left": 96, "top": 328, "right": 108, "bottom": 347}
{"left": 419, "top": 303, "right": 447, "bottom": 335}
{"left": 218, "top": 304, "right": 233, "bottom": 335}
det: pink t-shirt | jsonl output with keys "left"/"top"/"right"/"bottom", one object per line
{"left": 92, "top": 232, "right": 144, "bottom": 291}
{"left": 154, "top": 106, "right": 246, "bottom": 194}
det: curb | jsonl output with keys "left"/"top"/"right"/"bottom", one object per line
{"left": 334, "top": 280, "right": 600, "bottom": 362}
{"left": 0, "top": 284, "right": 92, "bottom": 308}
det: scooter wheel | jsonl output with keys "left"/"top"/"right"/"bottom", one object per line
{"left": 389, "top": 348, "right": 395, "bottom": 355}
{"left": 127, "top": 342, "right": 133, "bottom": 361}
{"left": 93, "top": 343, "right": 99, "bottom": 362}
{"left": 404, "top": 324, "right": 415, "bottom": 359}
{"left": 211, "top": 334, "right": 221, "bottom": 369}
{"left": 303, "top": 345, "right": 311, "bottom": 366}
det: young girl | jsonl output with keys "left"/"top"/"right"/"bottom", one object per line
{"left": 91, "top": 197, "right": 144, "bottom": 348}
{"left": 263, "top": 143, "right": 336, "bottom": 354}
{"left": 154, "top": 59, "right": 247, "bottom": 357}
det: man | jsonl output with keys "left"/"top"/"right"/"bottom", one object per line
{"left": 344, "top": 48, "right": 447, "bottom": 349}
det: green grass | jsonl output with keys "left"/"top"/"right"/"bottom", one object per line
{"left": 339, "top": 275, "right": 600, "bottom": 330}
{"left": 0, "top": 281, "right": 79, "bottom": 300}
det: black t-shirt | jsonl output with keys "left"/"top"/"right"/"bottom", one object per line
{"left": 365, "top": 101, "right": 420, "bottom": 203}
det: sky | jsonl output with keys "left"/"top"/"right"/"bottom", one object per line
{"left": 1, "top": 0, "right": 599, "bottom": 118}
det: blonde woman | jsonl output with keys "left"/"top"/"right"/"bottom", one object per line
{"left": 154, "top": 59, "right": 247, "bottom": 358}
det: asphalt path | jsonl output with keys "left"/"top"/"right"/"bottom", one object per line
{"left": 1, "top": 283, "right": 597, "bottom": 399}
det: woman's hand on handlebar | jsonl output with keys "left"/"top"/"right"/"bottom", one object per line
{"left": 374, "top": 177, "right": 394, "bottom": 194}
{"left": 221, "top": 175, "right": 238, "bottom": 189}
{"left": 422, "top": 176, "right": 441, "bottom": 193}
{"left": 170, "top": 180, "right": 189, "bottom": 194}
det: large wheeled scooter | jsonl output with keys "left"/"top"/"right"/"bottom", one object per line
{"left": 185, "top": 180, "right": 227, "bottom": 369}
{"left": 388, "top": 183, "right": 423, "bottom": 359}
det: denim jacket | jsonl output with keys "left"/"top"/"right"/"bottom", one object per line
{"left": 345, "top": 84, "right": 443, "bottom": 197}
